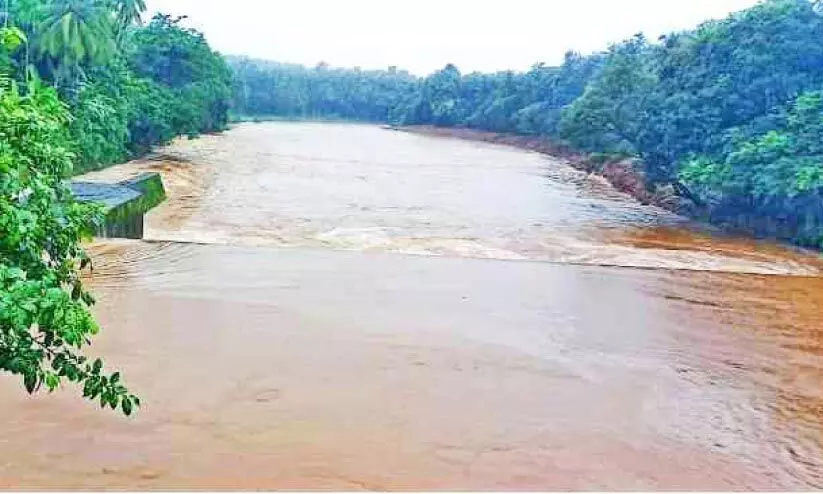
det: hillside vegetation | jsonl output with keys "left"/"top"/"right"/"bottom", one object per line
{"left": 231, "top": 0, "right": 823, "bottom": 248}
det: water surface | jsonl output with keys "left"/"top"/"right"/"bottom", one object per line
{"left": 0, "top": 122, "right": 821, "bottom": 489}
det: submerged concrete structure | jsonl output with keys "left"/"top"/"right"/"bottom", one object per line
{"left": 71, "top": 173, "right": 166, "bottom": 239}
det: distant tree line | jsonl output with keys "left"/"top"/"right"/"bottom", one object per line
{"left": 230, "top": 58, "right": 418, "bottom": 122}
{"left": 230, "top": 0, "right": 823, "bottom": 248}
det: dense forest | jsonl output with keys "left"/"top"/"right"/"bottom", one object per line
{"left": 230, "top": 58, "right": 418, "bottom": 123}
{"left": 0, "top": 0, "right": 231, "bottom": 412}
{"left": 232, "top": 0, "right": 823, "bottom": 249}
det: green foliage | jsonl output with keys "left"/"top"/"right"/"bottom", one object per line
{"left": 230, "top": 50, "right": 605, "bottom": 132}
{"left": 230, "top": 57, "right": 418, "bottom": 123}
{"left": 0, "top": 0, "right": 230, "bottom": 410}
{"left": 15, "top": 0, "right": 118, "bottom": 89}
{"left": 681, "top": 90, "right": 823, "bottom": 245}
{"left": 0, "top": 77, "right": 138, "bottom": 414}
{"left": 112, "top": 0, "right": 146, "bottom": 35}
{"left": 128, "top": 14, "right": 232, "bottom": 137}
{"left": 6, "top": 1, "right": 231, "bottom": 171}
{"left": 558, "top": 34, "right": 655, "bottom": 157}
{"left": 415, "top": 63, "right": 464, "bottom": 126}
{"left": 0, "top": 26, "right": 26, "bottom": 76}
{"left": 37, "top": 0, "right": 116, "bottom": 66}
{"left": 69, "top": 64, "right": 132, "bottom": 171}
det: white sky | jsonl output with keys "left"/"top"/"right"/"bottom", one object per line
{"left": 145, "top": 0, "right": 759, "bottom": 75}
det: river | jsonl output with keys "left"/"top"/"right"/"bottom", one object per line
{"left": 1, "top": 122, "right": 821, "bottom": 489}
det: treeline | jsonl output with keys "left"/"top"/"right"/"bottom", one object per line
{"left": 3, "top": 0, "right": 233, "bottom": 174}
{"left": 230, "top": 58, "right": 417, "bottom": 122}
{"left": 232, "top": 0, "right": 823, "bottom": 248}
{"left": 0, "top": 0, "right": 230, "bottom": 411}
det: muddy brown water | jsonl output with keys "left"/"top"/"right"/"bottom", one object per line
{"left": 1, "top": 122, "right": 822, "bottom": 489}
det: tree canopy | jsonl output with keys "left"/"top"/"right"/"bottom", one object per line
{"left": 230, "top": 57, "right": 417, "bottom": 123}
{"left": 0, "top": 0, "right": 231, "bottom": 412}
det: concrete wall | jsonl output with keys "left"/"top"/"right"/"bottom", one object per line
{"left": 71, "top": 173, "right": 167, "bottom": 240}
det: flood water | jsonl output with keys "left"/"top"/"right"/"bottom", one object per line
{"left": 1, "top": 122, "right": 822, "bottom": 489}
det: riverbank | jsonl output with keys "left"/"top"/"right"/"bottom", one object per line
{"left": 393, "top": 126, "right": 686, "bottom": 214}
{"left": 393, "top": 126, "right": 823, "bottom": 253}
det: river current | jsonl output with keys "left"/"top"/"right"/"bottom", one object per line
{"left": 0, "top": 122, "right": 821, "bottom": 489}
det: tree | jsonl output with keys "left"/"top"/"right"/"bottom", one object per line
{"left": 228, "top": 56, "right": 418, "bottom": 122}
{"left": 28, "top": 0, "right": 116, "bottom": 88}
{"left": 0, "top": 32, "right": 138, "bottom": 413}
{"left": 558, "top": 34, "right": 655, "bottom": 156}
{"left": 681, "top": 90, "right": 823, "bottom": 246}
{"left": 129, "top": 14, "right": 232, "bottom": 134}
{"left": 112, "top": 0, "right": 146, "bottom": 28}
{"left": 1, "top": 0, "right": 232, "bottom": 410}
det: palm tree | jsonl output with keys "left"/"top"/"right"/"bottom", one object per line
{"left": 37, "top": 0, "right": 114, "bottom": 65}
{"left": 110, "top": 0, "right": 145, "bottom": 47}
{"left": 33, "top": 0, "right": 115, "bottom": 87}
{"left": 113, "top": 0, "right": 145, "bottom": 27}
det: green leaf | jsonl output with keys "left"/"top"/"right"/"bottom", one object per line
{"left": 45, "top": 373, "right": 60, "bottom": 392}
{"left": 23, "top": 373, "right": 37, "bottom": 394}
{"left": 122, "top": 397, "right": 133, "bottom": 416}
{"left": 71, "top": 283, "right": 82, "bottom": 301}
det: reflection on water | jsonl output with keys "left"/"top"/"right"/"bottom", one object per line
{"left": 0, "top": 122, "right": 821, "bottom": 489}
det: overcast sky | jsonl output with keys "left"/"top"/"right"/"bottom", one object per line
{"left": 145, "top": 0, "right": 759, "bottom": 75}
